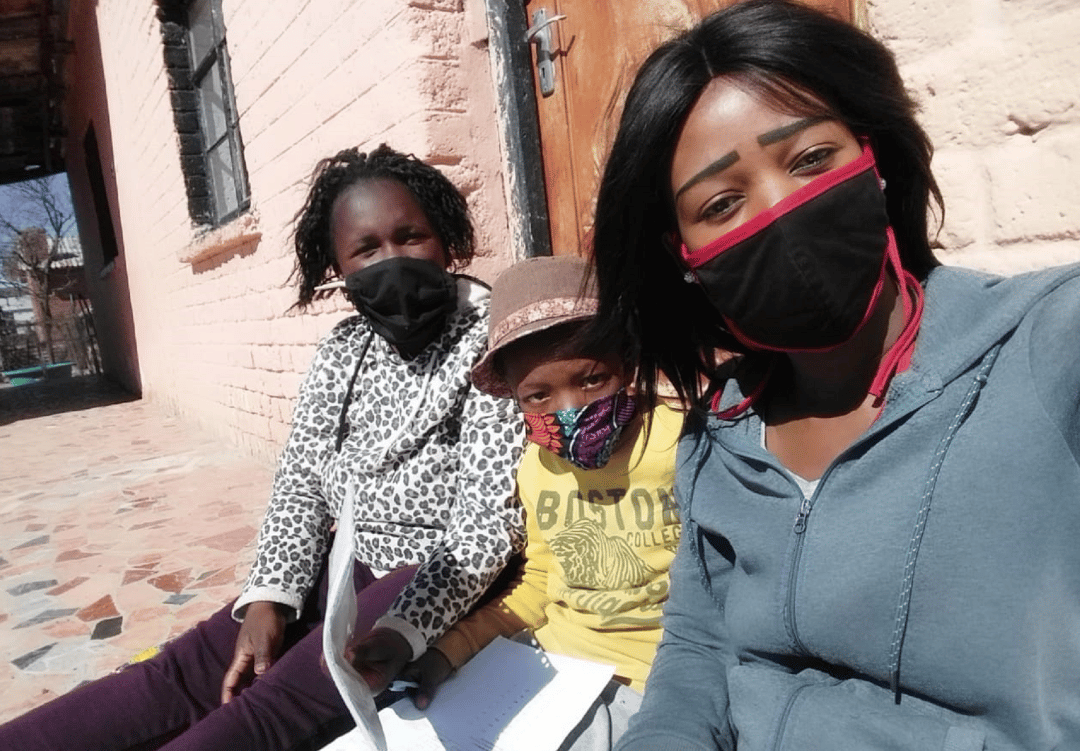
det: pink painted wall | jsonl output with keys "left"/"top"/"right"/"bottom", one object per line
{"left": 64, "top": 0, "right": 518, "bottom": 463}
{"left": 64, "top": 1, "right": 141, "bottom": 395}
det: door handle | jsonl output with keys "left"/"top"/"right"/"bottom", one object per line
{"left": 525, "top": 9, "right": 567, "bottom": 97}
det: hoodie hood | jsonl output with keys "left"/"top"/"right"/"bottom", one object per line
{"left": 332, "top": 275, "right": 490, "bottom": 455}
{"left": 913, "top": 263, "right": 1080, "bottom": 388}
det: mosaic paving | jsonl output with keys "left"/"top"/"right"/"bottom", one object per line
{"left": 0, "top": 378, "right": 274, "bottom": 723}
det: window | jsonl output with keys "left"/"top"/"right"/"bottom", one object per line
{"left": 83, "top": 123, "right": 119, "bottom": 268}
{"left": 158, "top": 0, "right": 249, "bottom": 226}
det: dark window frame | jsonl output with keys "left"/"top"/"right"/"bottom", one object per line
{"left": 83, "top": 123, "right": 119, "bottom": 268}
{"left": 157, "top": 0, "right": 250, "bottom": 227}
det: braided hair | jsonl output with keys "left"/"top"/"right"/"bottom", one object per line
{"left": 291, "top": 144, "right": 476, "bottom": 308}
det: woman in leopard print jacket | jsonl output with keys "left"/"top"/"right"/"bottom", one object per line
{"left": 0, "top": 145, "right": 525, "bottom": 751}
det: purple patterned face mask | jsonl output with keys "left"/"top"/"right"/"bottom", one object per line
{"left": 523, "top": 390, "right": 637, "bottom": 470}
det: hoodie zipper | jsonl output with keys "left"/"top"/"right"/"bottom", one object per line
{"left": 783, "top": 491, "right": 814, "bottom": 652}
{"left": 792, "top": 494, "right": 813, "bottom": 534}
{"left": 783, "top": 461, "right": 838, "bottom": 653}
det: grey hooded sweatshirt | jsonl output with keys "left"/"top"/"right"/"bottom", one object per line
{"left": 617, "top": 263, "right": 1080, "bottom": 751}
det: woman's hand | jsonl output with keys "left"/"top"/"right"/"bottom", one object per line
{"left": 220, "top": 600, "right": 288, "bottom": 704}
{"left": 401, "top": 648, "right": 453, "bottom": 710}
{"left": 346, "top": 627, "right": 413, "bottom": 694}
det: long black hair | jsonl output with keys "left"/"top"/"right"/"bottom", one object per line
{"left": 291, "top": 144, "right": 475, "bottom": 308}
{"left": 588, "top": 0, "right": 943, "bottom": 408}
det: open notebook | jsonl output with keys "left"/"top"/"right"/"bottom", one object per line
{"left": 323, "top": 489, "right": 615, "bottom": 750}
{"left": 324, "top": 635, "right": 615, "bottom": 751}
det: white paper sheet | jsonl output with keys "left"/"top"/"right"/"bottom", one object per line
{"left": 323, "top": 487, "right": 387, "bottom": 751}
{"left": 323, "top": 636, "right": 615, "bottom": 751}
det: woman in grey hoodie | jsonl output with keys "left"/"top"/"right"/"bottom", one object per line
{"left": 587, "top": 2, "right": 1080, "bottom": 749}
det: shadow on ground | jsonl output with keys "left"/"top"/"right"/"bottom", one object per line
{"left": 0, "top": 375, "right": 139, "bottom": 425}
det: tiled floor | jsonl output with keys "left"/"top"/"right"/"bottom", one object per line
{"left": 0, "top": 376, "right": 274, "bottom": 724}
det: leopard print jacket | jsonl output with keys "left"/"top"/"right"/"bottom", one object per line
{"left": 234, "top": 278, "right": 525, "bottom": 649}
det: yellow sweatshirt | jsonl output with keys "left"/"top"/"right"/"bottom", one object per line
{"left": 433, "top": 404, "right": 683, "bottom": 691}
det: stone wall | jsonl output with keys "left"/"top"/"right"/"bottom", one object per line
{"left": 871, "top": 0, "right": 1080, "bottom": 273}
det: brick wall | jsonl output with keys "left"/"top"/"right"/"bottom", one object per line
{"left": 871, "top": 0, "right": 1080, "bottom": 273}
{"left": 62, "top": 2, "right": 141, "bottom": 393}
{"left": 67, "top": 0, "right": 516, "bottom": 463}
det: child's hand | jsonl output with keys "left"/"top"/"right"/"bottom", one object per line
{"left": 222, "top": 601, "right": 288, "bottom": 704}
{"left": 400, "top": 648, "right": 454, "bottom": 710}
{"left": 346, "top": 627, "right": 412, "bottom": 693}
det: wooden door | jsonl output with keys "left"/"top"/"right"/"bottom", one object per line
{"left": 525, "top": 0, "right": 858, "bottom": 257}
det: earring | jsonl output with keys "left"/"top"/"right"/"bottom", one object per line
{"left": 684, "top": 270, "right": 696, "bottom": 284}
{"left": 879, "top": 177, "right": 887, "bottom": 191}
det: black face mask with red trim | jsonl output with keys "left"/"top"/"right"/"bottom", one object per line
{"left": 680, "top": 143, "right": 924, "bottom": 414}
{"left": 682, "top": 143, "right": 896, "bottom": 352}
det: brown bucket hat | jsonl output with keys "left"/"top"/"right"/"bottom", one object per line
{"left": 471, "top": 255, "right": 599, "bottom": 398}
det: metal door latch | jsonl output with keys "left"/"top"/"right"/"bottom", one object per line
{"left": 525, "top": 9, "right": 566, "bottom": 97}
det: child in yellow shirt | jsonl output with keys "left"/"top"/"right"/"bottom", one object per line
{"left": 403, "top": 254, "right": 683, "bottom": 749}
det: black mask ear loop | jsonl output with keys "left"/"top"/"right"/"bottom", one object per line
{"left": 334, "top": 332, "right": 375, "bottom": 453}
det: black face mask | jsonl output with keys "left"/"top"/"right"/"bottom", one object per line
{"left": 682, "top": 144, "right": 890, "bottom": 352}
{"left": 344, "top": 256, "right": 458, "bottom": 358}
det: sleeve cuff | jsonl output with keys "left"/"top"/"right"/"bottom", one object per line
{"left": 374, "top": 614, "right": 427, "bottom": 661}
{"left": 232, "top": 588, "right": 303, "bottom": 623}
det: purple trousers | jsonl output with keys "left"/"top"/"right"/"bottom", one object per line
{"left": 0, "top": 561, "right": 417, "bottom": 751}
